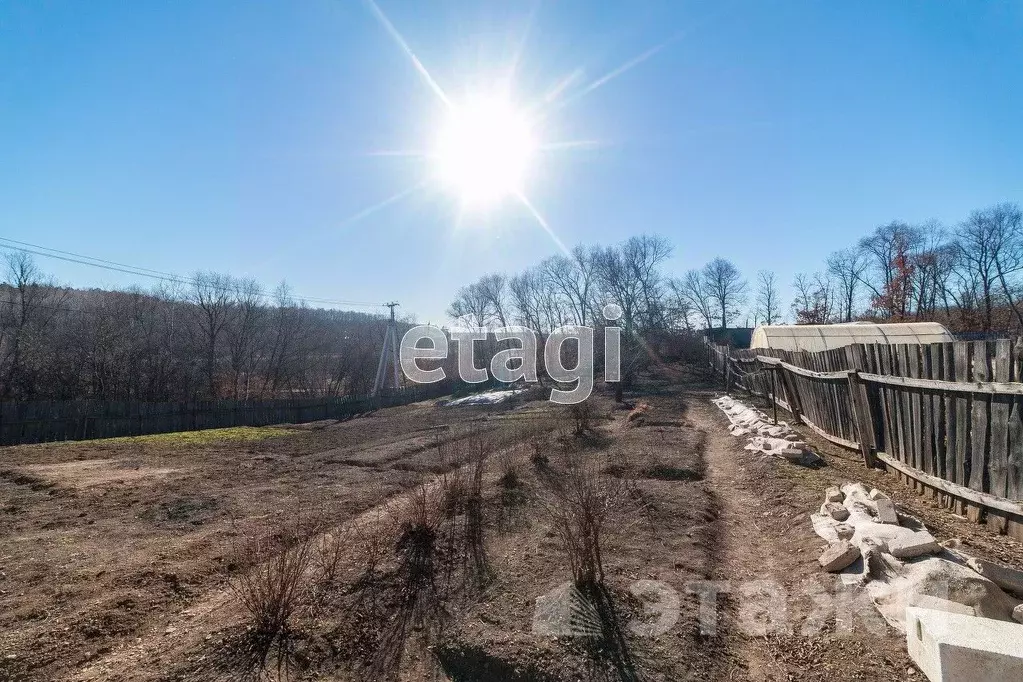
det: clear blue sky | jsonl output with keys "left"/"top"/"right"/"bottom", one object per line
{"left": 2, "top": 1, "right": 1022, "bottom": 323}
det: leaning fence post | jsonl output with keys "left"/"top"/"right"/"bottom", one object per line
{"left": 846, "top": 369, "right": 878, "bottom": 468}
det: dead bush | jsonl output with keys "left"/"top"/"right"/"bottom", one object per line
{"left": 229, "top": 519, "right": 313, "bottom": 643}
{"left": 566, "top": 400, "right": 596, "bottom": 436}
{"left": 372, "top": 484, "right": 445, "bottom": 677}
{"left": 462, "top": 438, "right": 491, "bottom": 586}
{"left": 625, "top": 401, "right": 650, "bottom": 426}
{"left": 496, "top": 448, "right": 520, "bottom": 489}
{"left": 313, "top": 522, "right": 354, "bottom": 587}
{"left": 526, "top": 421, "right": 553, "bottom": 468}
{"left": 543, "top": 455, "right": 628, "bottom": 588}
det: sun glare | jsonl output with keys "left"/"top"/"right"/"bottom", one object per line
{"left": 435, "top": 96, "right": 536, "bottom": 208}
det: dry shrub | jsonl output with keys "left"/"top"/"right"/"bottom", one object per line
{"left": 526, "top": 419, "right": 555, "bottom": 468}
{"left": 567, "top": 400, "right": 596, "bottom": 436}
{"left": 314, "top": 522, "right": 354, "bottom": 587}
{"left": 229, "top": 519, "right": 313, "bottom": 642}
{"left": 462, "top": 437, "right": 491, "bottom": 586}
{"left": 625, "top": 401, "right": 650, "bottom": 426}
{"left": 496, "top": 448, "right": 520, "bottom": 489}
{"left": 543, "top": 454, "right": 628, "bottom": 588}
{"left": 372, "top": 484, "right": 445, "bottom": 677}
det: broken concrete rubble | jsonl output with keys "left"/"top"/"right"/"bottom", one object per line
{"left": 887, "top": 531, "right": 941, "bottom": 559}
{"left": 873, "top": 497, "right": 900, "bottom": 524}
{"left": 819, "top": 541, "right": 860, "bottom": 572}
{"left": 821, "top": 501, "right": 850, "bottom": 521}
{"left": 811, "top": 481, "right": 1023, "bottom": 631}
{"left": 965, "top": 558, "right": 1023, "bottom": 599}
{"left": 825, "top": 486, "right": 843, "bottom": 503}
{"left": 712, "top": 396, "right": 821, "bottom": 466}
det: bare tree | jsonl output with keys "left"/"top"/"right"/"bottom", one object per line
{"left": 189, "top": 271, "right": 234, "bottom": 398}
{"left": 476, "top": 273, "right": 510, "bottom": 328}
{"left": 954, "top": 205, "right": 1023, "bottom": 332}
{"left": 791, "top": 272, "right": 835, "bottom": 324}
{"left": 0, "top": 252, "right": 66, "bottom": 399}
{"left": 754, "top": 270, "right": 782, "bottom": 325}
{"left": 987, "top": 203, "right": 1023, "bottom": 329}
{"left": 826, "top": 249, "right": 868, "bottom": 322}
{"left": 542, "top": 245, "right": 599, "bottom": 327}
{"left": 225, "top": 278, "right": 265, "bottom": 399}
{"left": 701, "top": 258, "right": 747, "bottom": 330}
{"left": 859, "top": 221, "right": 920, "bottom": 320}
{"left": 677, "top": 269, "right": 715, "bottom": 330}
{"left": 448, "top": 281, "right": 494, "bottom": 330}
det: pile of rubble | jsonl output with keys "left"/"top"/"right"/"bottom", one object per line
{"left": 813, "top": 483, "right": 1023, "bottom": 679}
{"left": 812, "top": 482, "right": 1023, "bottom": 628}
{"left": 712, "top": 395, "right": 821, "bottom": 466}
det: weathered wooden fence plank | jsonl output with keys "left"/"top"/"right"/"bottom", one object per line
{"left": 988, "top": 339, "right": 1012, "bottom": 533}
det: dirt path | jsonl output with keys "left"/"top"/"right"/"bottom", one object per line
{"left": 685, "top": 392, "right": 915, "bottom": 681}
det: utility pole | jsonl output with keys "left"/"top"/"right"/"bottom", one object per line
{"left": 372, "top": 302, "right": 401, "bottom": 396}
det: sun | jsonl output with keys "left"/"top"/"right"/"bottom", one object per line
{"left": 434, "top": 95, "right": 536, "bottom": 208}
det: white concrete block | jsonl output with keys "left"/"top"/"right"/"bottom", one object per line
{"left": 888, "top": 531, "right": 941, "bottom": 559}
{"left": 907, "top": 594, "right": 975, "bottom": 617}
{"left": 821, "top": 502, "right": 850, "bottom": 521}
{"left": 819, "top": 541, "right": 860, "bottom": 572}
{"left": 906, "top": 607, "right": 1023, "bottom": 681}
{"left": 874, "top": 497, "right": 899, "bottom": 524}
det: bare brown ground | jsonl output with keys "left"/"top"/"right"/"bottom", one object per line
{"left": 3, "top": 368, "right": 1019, "bottom": 681}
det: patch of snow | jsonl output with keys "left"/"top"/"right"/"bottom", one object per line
{"left": 445, "top": 389, "right": 528, "bottom": 407}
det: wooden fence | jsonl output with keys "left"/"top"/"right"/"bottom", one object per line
{"left": 711, "top": 339, "right": 1023, "bottom": 540}
{"left": 0, "top": 381, "right": 467, "bottom": 446}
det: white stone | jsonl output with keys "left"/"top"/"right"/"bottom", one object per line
{"left": 908, "top": 594, "right": 975, "bottom": 617}
{"left": 905, "top": 607, "right": 1023, "bottom": 682}
{"left": 869, "top": 488, "right": 889, "bottom": 501}
{"left": 819, "top": 541, "right": 860, "bottom": 572}
{"left": 780, "top": 450, "right": 805, "bottom": 464}
{"left": 965, "top": 558, "right": 1023, "bottom": 599}
{"left": 822, "top": 502, "right": 850, "bottom": 521}
{"left": 874, "top": 497, "right": 899, "bottom": 524}
{"left": 825, "top": 486, "right": 844, "bottom": 503}
{"left": 888, "top": 531, "right": 941, "bottom": 559}
{"left": 1013, "top": 604, "right": 1023, "bottom": 624}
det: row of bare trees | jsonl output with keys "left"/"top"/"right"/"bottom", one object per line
{"left": 782, "top": 202, "right": 1023, "bottom": 331}
{"left": 0, "top": 252, "right": 394, "bottom": 402}
{"left": 449, "top": 200, "right": 1023, "bottom": 353}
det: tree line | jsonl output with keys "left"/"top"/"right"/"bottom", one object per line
{"left": 448, "top": 202, "right": 1023, "bottom": 348}
{"left": 0, "top": 252, "right": 398, "bottom": 402}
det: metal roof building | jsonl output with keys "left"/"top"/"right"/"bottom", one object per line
{"left": 750, "top": 322, "right": 955, "bottom": 353}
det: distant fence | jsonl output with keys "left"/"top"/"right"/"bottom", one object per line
{"left": 710, "top": 339, "right": 1023, "bottom": 541}
{"left": 0, "top": 381, "right": 474, "bottom": 446}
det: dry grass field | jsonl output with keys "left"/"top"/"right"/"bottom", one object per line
{"left": 3, "top": 367, "right": 1022, "bottom": 681}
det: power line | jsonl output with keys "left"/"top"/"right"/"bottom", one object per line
{"left": 0, "top": 237, "right": 384, "bottom": 308}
